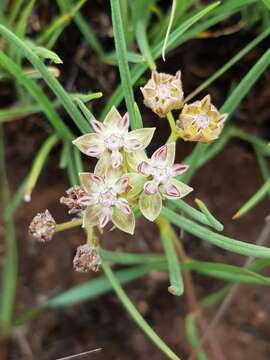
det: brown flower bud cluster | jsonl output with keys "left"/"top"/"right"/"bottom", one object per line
{"left": 60, "top": 186, "right": 87, "bottom": 215}
{"left": 73, "top": 244, "right": 101, "bottom": 273}
{"left": 29, "top": 210, "right": 56, "bottom": 242}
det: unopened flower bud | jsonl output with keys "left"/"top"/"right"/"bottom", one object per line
{"left": 60, "top": 186, "right": 87, "bottom": 215}
{"left": 176, "top": 95, "right": 228, "bottom": 144}
{"left": 141, "top": 70, "right": 184, "bottom": 117}
{"left": 29, "top": 210, "right": 56, "bottom": 242}
{"left": 73, "top": 244, "right": 101, "bottom": 273}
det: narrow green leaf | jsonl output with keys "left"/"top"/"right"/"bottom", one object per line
{"left": 185, "top": 26, "right": 270, "bottom": 102}
{"left": 161, "top": 207, "right": 270, "bottom": 259}
{"left": 32, "top": 45, "right": 63, "bottom": 64}
{"left": 134, "top": 102, "right": 143, "bottom": 129}
{"left": 102, "top": 262, "right": 182, "bottom": 360}
{"left": 0, "top": 126, "right": 18, "bottom": 335}
{"left": 195, "top": 199, "right": 224, "bottom": 231}
{"left": 186, "top": 260, "right": 270, "bottom": 285}
{"left": 185, "top": 314, "right": 208, "bottom": 360}
{"left": 47, "top": 264, "right": 161, "bottom": 307}
{"left": 170, "top": 199, "right": 223, "bottom": 231}
{"left": 262, "top": 0, "right": 270, "bottom": 10}
{"left": 24, "top": 135, "right": 59, "bottom": 202}
{"left": 104, "top": 51, "right": 145, "bottom": 65}
{"left": 110, "top": 0, "right": 136, "bottom": 128}
{"left": 0, "top": 50, "right": 73, "bottom": 140}
{"left": 57, "top": 0, "right": 105, "bottom": 59}
{"left": 102, "top": 1, "right": 223, "bottom": 117}
{"left": 221, "top": 47, "right": 270, "bottom": 114}
{"left": 0, "top": 25, "right": 90, "bottom": 134}
{"left": 233, "top": 177, "right": 270, "bottom": 219}
{"left": 99, "top": 247, "right": 165, "bottom": 264}
{"left": 158, "top": 219, "right": 184, "bottom": 296}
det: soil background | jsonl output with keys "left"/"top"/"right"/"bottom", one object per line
{"left": 1, "top": 1, "right": 270, "bottom": 359}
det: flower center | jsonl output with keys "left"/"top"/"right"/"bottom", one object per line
{"left": 194, "top": 113, "right": 210, "bottom": 129}
{"left": 153, "top": 166, "right": 172, "bottom": 184}
{"left": 104, "top": 133, "right": 124, "bottom": 151}
{"left": 156, "top": 84, "right": 171, "bottom": 100}
{"left": 99, "top": 189, "right": 117, "bottom": 207}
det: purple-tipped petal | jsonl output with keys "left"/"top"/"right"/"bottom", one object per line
{"left": 78, "top": 194, "right": 99, "bottom": 206}
{"left": 172, "top": 163, "right": 189, "bottom": 176}
{"left": 72, "top": 133, "right": 104, "bottom": 158}
{"left": 137, "top": 161, "right": 153, "bottom": 176}
{"left": 116, "top": 198, "right": 132, "bottom": 214}
{"left": 151, "top": 144, "right": 168, "bottom": 163}
{"left": 99, "top": 208, "right": 112, "bottom": 228}
{"left": 144, "top": 180, "right": 159, "bottom": 195}
{"left": 114, "top": 176, "right": 130, "bottom": 194}
{"left": 91, "top": 119, "right": 105, "bottom": 133}
{"left": 85, "top": 144, "right": 104, "bottom": 157}
{"left": 118, "top": 112, "right": 130, "bottom": 132}
{"left": 162, "top": 183, "right": 181, "bottom": 198}
{"left": 125, "top": 138, "right": 143, "bottom": 151}
{"left": 79, "top": 172, "right": 104, "bottom": 193}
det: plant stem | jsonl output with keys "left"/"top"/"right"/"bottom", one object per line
{"left": 0, "top": 125, "right": 18, "bottom": 337}
{"left": 54, "top": 218, "right": 83, "bottom": 233}
{"left": 166, "top": 111, "right": 178, "bottom": 142}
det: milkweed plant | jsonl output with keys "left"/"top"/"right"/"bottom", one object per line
{"left": 29, "top": 74, "right": 227, "bottom": 273}
{"left": 2, "top": 0, "right": 270, "bottom": 359}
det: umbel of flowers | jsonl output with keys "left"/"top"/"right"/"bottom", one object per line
{"left": 29, "top": 69, "right": 228, "bottom": 273}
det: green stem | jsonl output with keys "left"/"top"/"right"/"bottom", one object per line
{"left": 102, "top": 262, "right": 182, "bottom": 360}
{"left": 0, "top": 126, "right": 18, "bottom": 336}
{"left": 24, "top": 135, "right": 59, "bottom": 201}
{"left": 54, "top": 218, "right": 83, "bottom": 233}
{"left": 166, "top": 111, "right": 177, "bottom": 142}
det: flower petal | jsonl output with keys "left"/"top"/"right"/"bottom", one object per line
{"left": 161, "top": 179, "right": 193, "bottom": 200}
{"left": 115, "top": 198, "right": 132, "bottom": 214}
{"left": 111, "top": 149, "right": 123, "bottom": 168}
{"left": 151, "top": 142, "right": 175, "bottom": 166}
{"left": 151, "top": 144, "right": 167, "bottom": 163}
{"left": 112, "top": 207, "right": 135, "bottom": 235}
{"left": 137, "top": 161, "right": 153, "bottom": 176}
{"left": 200, "top": 94, "right": 211, "bottom": 112}
{"left": 124, "top": 128, "right": 155, "bottom": 152}
{"left": 139, "top": 191, "right": 162, "bottom": 221}
{"left": 72, "top": 133, "right": 104, "bottom": 157}
{"left": 171, "top": 163, "right": 189, "bottom": 176}
{"left": 144, "top": 180, "right": 159, "bottom": 195}
{"left": 113, "top": 176, "right": 130, "bottom": 194}
{"left": 99, "top": 207, "right": 112, "bottom": 228}
{"left": 91, "top": 119, "right": 106, "bottom": 133}
{"left": 79, "top": 172, "right": 104, "bottom": 193}
{"left": 118, "top": 112, "right": 130, "bottom": 132}
{"left": 79, "top": 194, "right": 99, "bottom": 206}
{"left": 83, "top": 204, "right": 102, "bottom": 227}
{"left": 103, "top": 106, "right": 122, "bottom": 128}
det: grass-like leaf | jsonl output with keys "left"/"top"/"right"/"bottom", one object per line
{"left": 0, "top": 50, "right": 73, "bottom": 140}
{"left": 102, "top": 262, "right": 182, "bottom": 360}
{"left": 162, "top": 207, "right": 270, "bottom": 259}
{"left": 233, "top": 178, "right": 270, "bottom": 219}
{"left": 0, "top": 24, "right": 90, "bottom": 134}
{"left": 110, "top": 0, "right": 136, "bottom": 128}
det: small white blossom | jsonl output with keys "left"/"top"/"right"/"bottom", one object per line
{"left": 131, "top": 143, "right": 193, "bottom": 221}
{"left": 73, "top": 106, "right": 155, "bottom": 171}
{"left": 78, "top": 171, "right": 135, "bottom": 234}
